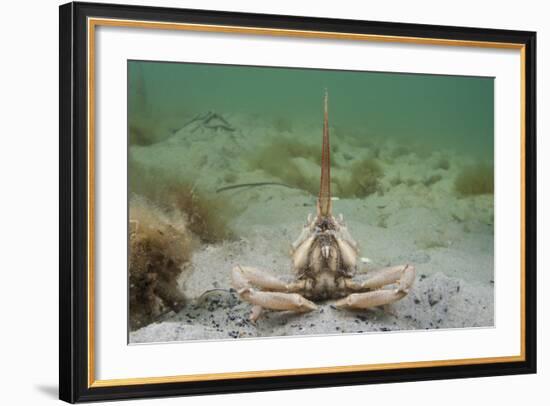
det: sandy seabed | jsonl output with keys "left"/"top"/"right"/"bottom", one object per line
{"left": 129, "top": 112, "right": 494, "bottom": 343}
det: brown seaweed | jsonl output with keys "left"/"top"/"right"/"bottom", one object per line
{"left": 454, "top": 164, "right": 494, "bottom": 196}
{"left": 129, "top": 197, "right": 194, "bottom": 330}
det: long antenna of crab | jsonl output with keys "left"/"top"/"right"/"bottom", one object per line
{"left": 317, "top": 89, "right": 332, "bottom": 217}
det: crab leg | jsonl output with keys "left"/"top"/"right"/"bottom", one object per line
{"left": 232, "top": 265, "right": 290, "bottom": 291}
{"left": 240, "top": 289, "right": 317, "bottom": 315}
{"left": 334, "top": 289, "right": 407, "bottom": 310}
{"left": 335, "top": 264, "right": 416, "bottom": 310}
{"left": 346, "top": 264, "right": 416, "bottom": 292}
{"left": 232, "top": 266, "right": 316, "bottom": 321}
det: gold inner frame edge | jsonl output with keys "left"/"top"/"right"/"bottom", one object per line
{"left": 86, "top": 17, "right": 527, "bottom": 388}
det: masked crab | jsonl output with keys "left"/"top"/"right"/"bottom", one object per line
{"left": 232, "top": 91, "right": 416, "bottom": 322}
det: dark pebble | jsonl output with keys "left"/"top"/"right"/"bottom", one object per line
{"left": 429, "top": 298, "right": 439, "bottom": 307}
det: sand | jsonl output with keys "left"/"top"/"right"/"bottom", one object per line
{"left": 129, "top": 111, "right": 494, "bottom": 344}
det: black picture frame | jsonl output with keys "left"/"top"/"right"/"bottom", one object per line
{"left": 59, "top": 1, "right": 537, "bottom": 403}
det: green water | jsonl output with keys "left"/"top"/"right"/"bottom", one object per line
{"left": 128, "top": 60, "right": 494, "bottom": 159}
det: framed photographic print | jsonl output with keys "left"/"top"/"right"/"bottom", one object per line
{"left": 59, "top": 1, "right": 537, "bottom": 403}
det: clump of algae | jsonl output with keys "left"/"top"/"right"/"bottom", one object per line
{"left": 167, "top": 182, "right": 234, "bottom": 243}
{"left": 338, "top": 158, "right": 384, "bottom": 198}
{"left": 129, "top": 196, "right": 195, "bottom": 330}
{"left": 454, "top": 164, "right": 494, "bottom": 196}
{"left": 129, "top": 157, "right": 234, "bottom": 243}
{"left": 250, "top": 137, "right": 385, "bottom": 198}
{"left": 249, "top": 138, "right": 322, "bottom": 195}
{"left": 128, "top": 156, "right": 236, "bottom": 330}
{"left": 434, "top": 157, "right": 451, "bottom": 171}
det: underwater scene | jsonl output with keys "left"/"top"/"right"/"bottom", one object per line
{"left": 128, "top": 60, "right": 494, "bottom": 343}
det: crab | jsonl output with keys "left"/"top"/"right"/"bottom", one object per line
{"left": 232, "top": 91, "right": 416, "bottom": 322}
